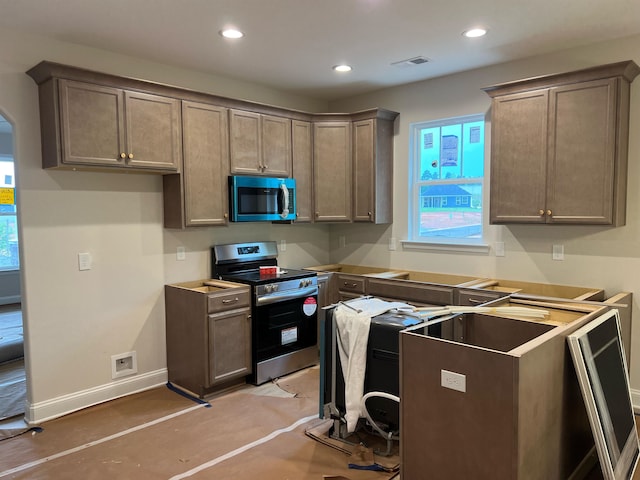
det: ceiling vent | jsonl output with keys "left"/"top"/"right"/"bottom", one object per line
{"left": 391, "top": 56, "right": 430, "bottom": 68}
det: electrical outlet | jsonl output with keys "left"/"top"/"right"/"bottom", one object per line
{"left": 176, "top": 246, "right": 186, "bottom": 261}
{"left": 441, "top": 369, "right": 466, "bottom": 393}
{"left": 339, "top": 236, "right": 346, "bottom": 248}
{"left": 280, "top": 239, "right": 286, "bottom": 252}
{"left": 389, "top": 237, "right": 397, "bottom": 251}
{"left": 111, "top": 351, "right": 138, "bottom": 379}
{"left": 495, "top": 241, "right": 505, "bottom": 257}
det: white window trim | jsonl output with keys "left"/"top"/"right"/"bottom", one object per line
{"left": 401, "top": 238, "right": 490, "bottom": 254}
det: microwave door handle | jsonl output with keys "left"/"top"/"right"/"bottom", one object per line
{"left": 279, "top": 183, "right": 289, "bottom": 219}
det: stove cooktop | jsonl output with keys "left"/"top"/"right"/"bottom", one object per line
{"left": 220, "top": 268, "right": 315, "bottom": 286}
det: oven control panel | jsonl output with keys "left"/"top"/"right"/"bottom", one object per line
{"left": 255, "top": 276, "right": 318, "bottom": 299}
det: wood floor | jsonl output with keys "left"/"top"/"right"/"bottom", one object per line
{"left": 0, "top": 366, "right": 399, "bottom": 480}
{"left": 2, "top": 371, "right": 638, "bottom": 479}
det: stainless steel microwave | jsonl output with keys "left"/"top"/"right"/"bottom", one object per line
{"left": 228, "top": 175, "right": 296, "bottom": 222}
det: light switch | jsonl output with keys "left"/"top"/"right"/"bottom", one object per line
{"left": 495, "top": 241, "right": 505, "bottom": 257}
{"left": 176, "top": 246, "right": 186, "bottom": 261}
{"left": 78, "top": 252, "right": 92, "bottom": 271}
{"left": 552, "top": 244, "right": 564, "bottom": 261}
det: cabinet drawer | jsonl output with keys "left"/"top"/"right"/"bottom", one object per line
{"left": 208, "top": 289, "right": 251, "bottom": 313}
{"left": 456, "top": 288, "right": 508, "bottom": 306}
{"left": 337, "top": 274, "right": 366, "bottom": 294}
{"left": 367, "top": 278, "right": 454, "bottom": 305}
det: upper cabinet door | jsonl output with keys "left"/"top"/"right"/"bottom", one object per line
{"left": 292, "top": 120, "right": 313, "bottom": 222}
{"left": 352, "top": 119, "right": 375, "bottom": 222}
{"left": 261, "top": 114, "right": 292, "bottom": 177}
{"left": 485, "top": 60, "right": 639, "bottom": 226}
{"left": 58, "top": 80, "right": 181, "bottom": 172}
{"left": 58, "top": 79, "right": 125, "bottom": 167}
{"left": 229, "top": 109, "right": 292, "bottom": 177}
{"left": 546, "top": 79, "right": 617, "bottom": 224}
{"left": 489, "top": 89, "right": 549, "bottom": 224}
{"left": 313, "top": 121, "right": 352, "bottom": 222}
{"left": 229, "top": 109, "right": 262, "bottom": 175}
{"left": 182, "top": 101, "right": 230, "bottom": 226}
{"left": 124, "top": 91, "right": 182, "bottom": 171}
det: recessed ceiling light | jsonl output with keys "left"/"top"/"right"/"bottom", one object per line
{"left": 463, "top": 28, "right": 488, "bottom": 38}
{"left": 333, "top": 65, "right": 352, "bottom": 73}
{"left": 220, "top": 28, "right": 244, "bottom": 39}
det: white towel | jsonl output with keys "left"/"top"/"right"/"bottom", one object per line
{"left": 334, "top": 298, "right": 412, "bottom": 432}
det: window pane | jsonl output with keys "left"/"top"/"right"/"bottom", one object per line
{"left": 410, "top": 115, "right": 484, "bottom": 242}
{"left": 0, "top": 214, "right": 19, "bottom": 269}
{"left": 418, "top": 183, "right": 482, "bottom": 238}
{"left": 0, "top": 159, "right": 19, "bottom": 270}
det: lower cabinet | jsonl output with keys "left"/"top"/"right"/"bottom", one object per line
{"left": 165, "top": 281, "right": 252, "bottom": 397}
{"left": 336, "top": 273, "right": 366, "bottom": 300}
{"left": 367, "top": 277, "right": 455, "bottom": 306}
{"left": 317, "top": 272, "right": 339, "bottom": 308}
{"left": 400, "top": 305, "right": 602, "bottom": 479}
{"left": 208, "top": 307, "right": 252, "bottom": 385}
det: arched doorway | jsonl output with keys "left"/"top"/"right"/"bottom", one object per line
{"left": 0, "top": 113, "right": 24, "bottom": 423}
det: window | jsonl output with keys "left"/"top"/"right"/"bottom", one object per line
{"left": 0, "top": 157, "right": 18, "bottom": 270}
{"left": 408, "top": 114, "right": 485, "bottom": 245}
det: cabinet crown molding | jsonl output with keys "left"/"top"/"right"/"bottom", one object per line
{"left": 27, "top": 61, "right": 399, "bottom": 122}
{"left": 482, "top": 60, "right": 640, "bottom": 98}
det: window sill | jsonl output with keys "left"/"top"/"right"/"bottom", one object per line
{"left": 401, "top": 239, "right": 490, "bottom": 255}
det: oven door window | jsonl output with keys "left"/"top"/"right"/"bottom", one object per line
{"left": 254, "top": 295, "right": 317, "bottom": 362}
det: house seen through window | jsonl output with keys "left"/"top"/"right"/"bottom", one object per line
{"left": 409, "top": 114, "right": 485, "bottom": 243}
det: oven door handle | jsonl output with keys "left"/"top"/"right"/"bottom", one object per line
{"left": 255, "top": 286, "right": 318, "bottom": 306}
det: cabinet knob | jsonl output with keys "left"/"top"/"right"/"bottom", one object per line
{"left": 120, "top": 153, "right": 126, "bottom": 159}
{"left": 368, "top": 211, "right": 372, "bottom": 217}
{"left": 315, "top": 212, "right": 320, "bottom": 217}
{"left": 224, "top": 213, "right": 228, "bottom": 219}
{"left": 547, "top": 210, "right": 552, "bottom": 216}
{"left": 128, "top": 153, "right": 134, "bottom": 159}
{"left": 538, "top": 209, "right": 544, "bottom": 216}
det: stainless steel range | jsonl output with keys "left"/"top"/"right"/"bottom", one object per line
{"left": 211, "top": 241, "right": 318, "bottom": 385}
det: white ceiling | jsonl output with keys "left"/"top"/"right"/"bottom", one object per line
{"left": 0, "top": 0, "right": 640, "bottom": 102}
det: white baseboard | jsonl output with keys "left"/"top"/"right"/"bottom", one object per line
{"left": 24, "top": 368, "right": 168, "bottom": 425}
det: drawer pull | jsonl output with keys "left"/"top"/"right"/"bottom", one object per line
{"left": 222, "top": 297, "right": 239, "bottom": 304}
{"left": 343, "top": 282, "right": 358, "bottom": 288}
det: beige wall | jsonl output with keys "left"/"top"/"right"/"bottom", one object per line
{"left": 0, "top": 29, "right": 330, "bottom": 423}
{"left": 327, "top": 33, "right": 640, "bottom": 403}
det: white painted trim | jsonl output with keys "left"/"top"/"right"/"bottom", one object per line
{"left": 24, "top": 368, "right": 168, "bottom": 425}
{"left": 631, "top": 388, "right": 640, "bottom": 414}
{"left": 401, "top": 239, "right": 490, "bottom": 254}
